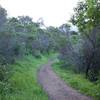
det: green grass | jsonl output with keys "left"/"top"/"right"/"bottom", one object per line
{"left": 1, "top": 54, "right": 52, "bottom": 100}
{"left": 52, "top": 62, "right": 100, "bottom": 100}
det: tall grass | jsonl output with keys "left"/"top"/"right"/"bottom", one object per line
{"left": 1, "top": 54, "right": 51, "bottom": 100}
{"left": 52, "top": 62, "right": 100, "bottom": 100}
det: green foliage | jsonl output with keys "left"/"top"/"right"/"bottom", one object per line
{"left": 0, "top": 3, "right": 100, "bottom": 100}
{"left": 0, "top": 6, "right": 66, "bottom": 100}
{"left": 70, "top": 35, "right": 80, "bottom": 45}
{"left": 71, "top": 0, "right": 100, "bottom": 33}
{"left": 52, "top": 62, "right": 100, "bottom": 100}
{"left": 0, "top": 5, "right": 7, "bottom": 32}
{"left": 0, "top": 64, "right": 13, "bottom": 98}
{"left": 0, "top": 55, "right": 51, "bottom": 100}
{"left": 69, "top": 0, "right": 100, "bottom": 81}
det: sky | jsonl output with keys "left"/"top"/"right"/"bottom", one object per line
{"left": 0, "top": 0, "right": 80, "bottom": 27}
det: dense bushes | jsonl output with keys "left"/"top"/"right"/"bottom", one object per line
{"left": 81, "top": 27, "right": 100, "bottom": 81}
{"left": 0, "top": 5, "right": 65, "bottom": 97}
{"left": 0, "top": 0, "right": 100, "bottom": 98}
{"left": 53, "top": 62, "right": 100, "bottom": 99}
{"left": 59, "top": 27, "right": 100, "bottom": 82}
{"left": 58, "top": 0, "right": 100, "bottom": 82}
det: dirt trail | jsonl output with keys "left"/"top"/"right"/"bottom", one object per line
{"left": 38, "top": 61, "right": 93, "bottom": 100}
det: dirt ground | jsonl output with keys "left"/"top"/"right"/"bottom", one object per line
{"left": 38, "top": 61, "right": 93, "bottom": 100}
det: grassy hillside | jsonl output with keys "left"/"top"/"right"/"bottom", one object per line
{"left": 1, "top": 55, "right": 51, "bottom": 100}
{"left": 52, "top": 62, "right": 100, "bottom": 100}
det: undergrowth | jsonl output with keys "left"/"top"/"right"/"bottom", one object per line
{"left": 52, "top": 61, "right": 100, "bottom": 100}
{"left": 0, "top": 54, "right": 52, "bottom": 100}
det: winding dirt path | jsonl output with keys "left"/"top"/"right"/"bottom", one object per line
{"left": 38, "top": 61, "right": 93, "bottom": 100}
